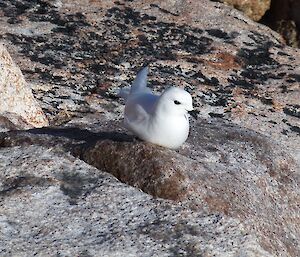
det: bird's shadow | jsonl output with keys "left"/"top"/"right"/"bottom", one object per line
{"left": 23, "top": 127, "right": 135, "bottom": 147}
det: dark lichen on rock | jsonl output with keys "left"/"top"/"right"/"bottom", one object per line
{"left": 0, "top": 0, "right": 300, "bottom": 256}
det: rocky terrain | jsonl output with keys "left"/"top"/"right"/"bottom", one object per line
{"left": 0, "top": 0, "right": 299, "bottom": 256}
{"left": 220, "top": 0, "right": 300, "bottom": 48}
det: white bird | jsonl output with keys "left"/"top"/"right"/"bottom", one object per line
{"left": 119, "top": 66, "right": 195, "bottom": 149}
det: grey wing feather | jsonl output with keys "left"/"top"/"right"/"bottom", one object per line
{"left": 130, "top": 66, "right": 150, "bottom": 94}
{"left": 125, "top": 93, "right": 158, "bottom": 128}
{"left": 125, "top": 103, "right": 148, "bottom": 125}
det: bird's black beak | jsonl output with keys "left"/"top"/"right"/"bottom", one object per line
{"left": 188, "top": 110, "right": 198, "bottom": 120}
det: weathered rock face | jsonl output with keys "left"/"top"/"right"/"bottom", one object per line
{"left": 0, "top": 144, "right": 274, "bottom": 257}
{"left": 221, "top": 0, "right": 271, "bottom": 21}
{"left": 0, "top": 0, "right": 299, "bottom": 159}
{"left": 219, "top": 0, "right": 300, "bottom": 48}
{"left": 0, "top": 114, "right": 299, "bottom": 256}
{"left": 260, "top": 0, "right": 300, "bottom": 48}
{"left": 0, "top": 0, "right": 299, "bottom": 256}
{"left": 78, "top": 118, "right": 300, "bottom": 257}
{"left": 0, "top": 45, "right": 48, "bottom": 129}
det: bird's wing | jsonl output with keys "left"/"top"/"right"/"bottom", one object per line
{"left": 125, "top": 103, "right": 149, "bottom": 127}
{"left": 125, "top": 93, "right": 158, "bottom": 128}
{"left": 130, "top": 66, "right": 151, "bottom": 95}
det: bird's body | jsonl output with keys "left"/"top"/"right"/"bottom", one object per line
{"left": 120, "top": 67, "right": 194, "bottom": 149}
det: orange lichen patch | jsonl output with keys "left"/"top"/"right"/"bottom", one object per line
{"left": 204, "top": 52, "right": 242, "bottom": 70}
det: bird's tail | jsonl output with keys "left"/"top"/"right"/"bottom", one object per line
{"left": 118, "top": 66, "right": 149, "bottom": 100}
{"left": 130, "top": 66, "right": 148, "bottom": 94}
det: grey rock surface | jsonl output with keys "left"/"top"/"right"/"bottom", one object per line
{"left": 0, "top": 0, "right": 299, "bottom": 256}
{"left": 0, "top": 144, "right": 273, "bottom": 257}
{"left": 0, "top": 114, "right": 299, "bottom": 256}
{"left": 63, "top": 117, "right": 299, "bottom": 257}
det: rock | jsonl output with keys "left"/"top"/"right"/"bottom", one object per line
{"left": 219, "top": 0, "right": 300, "bottom": 47}
{"left": 0, "top": 44, "right": 48, "bottom": 129}
{"left": 260, "top": 0, "right": 300, "bottom": 47}
{"left": 220, "top": 0, "right": 271, "bottom": 21}
{"left": 0, "top": 114, "right": 299, "bottom": 256}
{"left": 0, "top": 115, "right": 20, "bottom": 132}
{"left": 0, "top": 112, "right": 37, "bottom": 132}
{"left": 0, "top": 0, "right": 299, "bottom": 256}
{"left": 79, "top": 118, "right": 300, "bottom": 257}
{"left": 0, "top": 0, "right": 299, "bottom": 160}
{"left": 0, "top": 144, "right": 274, "bottom": 257}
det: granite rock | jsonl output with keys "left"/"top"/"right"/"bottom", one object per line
{"left": 0, "top": 44, "right": 48, "bottom": 129}
{"left": 79, "top": 118, "right": 300, "bottom": 257}
{"left": 0, "top": 0, "right": 299, "bottom": 160}
{"left": 220, "top": 0, "right": 271, "bottom": 21}
{"left": 0, "top": 144, "right": 274, "bottom": 257}
{"left": 0, "top": 114, "right": 299, "bottom": 256}
{"left": 0, "top": 0, "right": 299, "bottom": 256}
{"left": 261, "top": 0, "right": 300, "bottom": 48}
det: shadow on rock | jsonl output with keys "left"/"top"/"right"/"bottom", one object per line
{"left": 28, "top": 127, "right": 134, "bottom": 143}
{"left": 0, "top": 126, "right": 134, "bottom": 150}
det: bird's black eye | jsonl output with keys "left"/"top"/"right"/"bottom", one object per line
{"left": 174, "top": 100, "right": 181, "bottom": 105}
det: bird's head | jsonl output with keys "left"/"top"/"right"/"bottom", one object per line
{"left": 157, "top": 87, "right": 195, "bottom": 117}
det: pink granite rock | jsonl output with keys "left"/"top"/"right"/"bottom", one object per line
{"left": 221, "top": 0, "right": 271, "bottom": 21}
{"left": 0, "top": 0, "right": 299, "bottom": 256}
{"left": 0, "top": 44, "right": 48, "bottom": 129}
